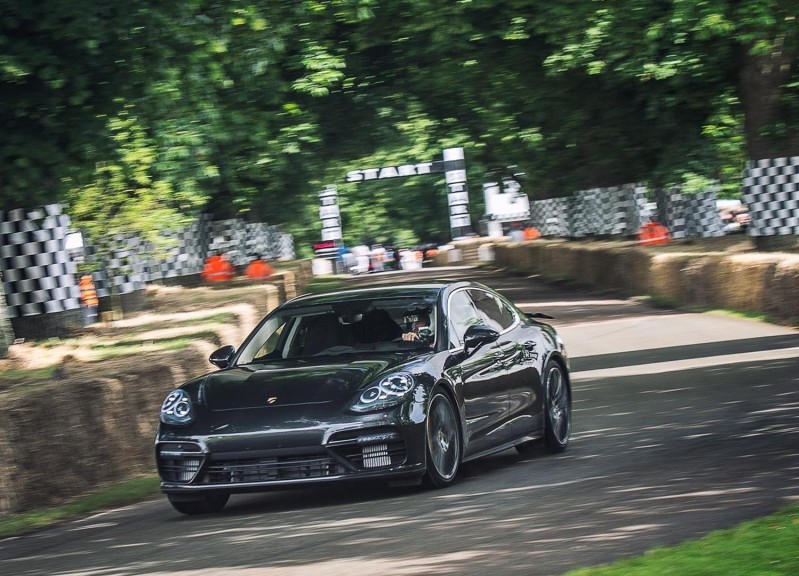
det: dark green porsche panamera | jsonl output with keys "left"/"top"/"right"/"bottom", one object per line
{"left": 156, "top": 280, "right": 571, "bottom": 514}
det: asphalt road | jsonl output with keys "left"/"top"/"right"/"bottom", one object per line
{"left": 2, "top": 267, "right": 798, "bottom": 576}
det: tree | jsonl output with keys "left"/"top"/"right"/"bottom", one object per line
{"left": 531, "top": 0, "right": 799, "bottom": 161}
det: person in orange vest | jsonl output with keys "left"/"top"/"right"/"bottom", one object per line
{"left": 79, "top": 273, "right": 99, "bottom": 325}
{"left": 244, "top": 254, "right": 274, "bottom": 281}
{"left": 201, "top": 252, "right": 236, "bottom": 283}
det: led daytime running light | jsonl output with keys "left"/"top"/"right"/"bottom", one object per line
{"left": 160, "top": 389, "right": 194, "bottom": 425}
{"left": 355, "top": 372, "right": 415, "bottom": 410}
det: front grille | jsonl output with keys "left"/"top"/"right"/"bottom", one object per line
{"left": 203, "top": 454, "right": 345, "bottom": 484}
{"left": 157, "top": 443, "right": 204, "bottom": 483}
{"left": 328, "top": 428, "right": 407, "bottom": 470}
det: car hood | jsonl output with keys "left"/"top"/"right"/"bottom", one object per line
{"left": 202, "top": 354, "right": 415, "bottom": 411}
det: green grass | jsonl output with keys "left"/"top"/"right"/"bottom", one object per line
{"left": 107, "top": 312, "right": 239, "bottom": 337}
{"left": 0, "top": 366, "right": 60, "bottom": 384}
{"left": 0, "top": 475, "right": 161, "bottom": 539}
{"left": 705, "top": 308, "right": 771, "bottom": 323}
{"left": 564, "top": 505, "right": 799, "bottom": 576}
{"left": 89, "top": 331, "right": 221, "bottom": 360}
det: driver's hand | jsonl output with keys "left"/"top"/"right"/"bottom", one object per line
{"left": 402, "top": 332, "right": 419, "bottom": 341}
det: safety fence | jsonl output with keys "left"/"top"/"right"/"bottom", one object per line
{"left": 0, "top": 205, "right": 294, "bottom": 340}
{"left": 527, "top": 184, "right": 725, "bottom": 240}
{"left": 743, "top": 156, "right": 799, "bottom": 236}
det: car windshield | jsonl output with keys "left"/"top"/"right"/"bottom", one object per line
{"left": 236, "top": 296, "right": 437, "bottom": 363}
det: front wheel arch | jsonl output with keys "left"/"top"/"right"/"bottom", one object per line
{"left": 423, "top": 385, "right": 463, "bottom": 488}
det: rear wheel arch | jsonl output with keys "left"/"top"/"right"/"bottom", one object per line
{"left": 542, "top": 356, "right": 572, "bottom": 453}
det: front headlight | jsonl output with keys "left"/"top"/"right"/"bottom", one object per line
{"left": 350, "top": 372, "right": 416, "bottom": 413}
{"left": 160, "top": 389, "right": 195, "bottom": 426}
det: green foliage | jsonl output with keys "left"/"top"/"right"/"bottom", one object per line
{"left": 1, "top": 0, "right": 798, "bottom": 252}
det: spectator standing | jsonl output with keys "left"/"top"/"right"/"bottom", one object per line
{"left": 79, "top": 274, "right": 99, "bottom": 325}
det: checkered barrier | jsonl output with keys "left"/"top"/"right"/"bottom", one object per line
{"left": 0, "top": 204, "right": 294, "bottom": 339}
{"left": 530, "top": 197, "right": 571, "bottom": 236}
{"left": 532, "top": 184, "right": 648, "bottom": 238}
{"left": 143, "top": 217, "right": 209, "bottom": 281}
{"left": 662, "top": 190, "right": 687, "bottom": 239}
{"left": 610, "top": 184, "right": 650, "bottom": 236}
{"left": 205, "top": 219, "right": 294, "bottom": 266}
{"left": 568, "top": 188, "right": 603, "bottom": 237}
{"left": 742, "top": 156, "right": 799, "bottom": 236}
{"left": 0, "top": 205, "right": 82, "bottom": 321}
{"left": 567, "top": 184, "right": 649, "bottom": 238}
{"left": 97, "top": 236, "right": 149, "bottom": 297}
{"left": 86, "top": 216, "right": 293, "bottom": 284}
{"left": 662, "top": 189, "right": 724, "bottom": 240}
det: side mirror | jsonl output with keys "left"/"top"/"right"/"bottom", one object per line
{"left": 526, "top": 312, "right": 554, "bottom": 320}
{"left": 209, "top": 345, "right": 236, "bottom": 369}
{"left": 463, "top": 324, "right": 499, "bottom": 356}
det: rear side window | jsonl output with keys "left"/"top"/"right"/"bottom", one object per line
{"left": 468, "top": 289, "right": 515, "bottom": 332}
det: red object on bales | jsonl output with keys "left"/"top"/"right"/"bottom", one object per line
{"left": 523, "top": 227, "right": 541, "bottom": 240}
{"left": 202, "top": 254, "right": 235, "bottom": 283}
{"left": 245, "top": 259, "right": 274, "bottom": 280}
{"left": 638, "top": 222, "right": 671, "bottom": 245}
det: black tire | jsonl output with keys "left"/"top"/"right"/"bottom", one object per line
{"left": 424, "top": 390, "right": 462, "bottom": 488}
{"left": 543, "top": 360, "right": 571, "bottom": 453}
{"left": 168, "top": 492, "right": 230, "bottom": 515}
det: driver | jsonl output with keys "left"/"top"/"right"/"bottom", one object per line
{"left": 402, "top": 312, "right": 431, "bottom": 342}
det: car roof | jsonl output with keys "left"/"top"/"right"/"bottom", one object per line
{"left": 283, "top": 279, "right": 476, "bottom": 308}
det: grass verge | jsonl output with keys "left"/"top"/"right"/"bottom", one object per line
{"left": 0, "top": 475, "right": 161, "bottom": 539}
{"left": 564, "top": 504, "right": 799, "bottom": 576}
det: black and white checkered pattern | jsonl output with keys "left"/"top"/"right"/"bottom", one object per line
{"left": 531, "top": 184, "right": 647, "bottom": 238}
{"left": 0, "top": 205, "right": 81, "bottom": 319}
{"left": 204, "top": 218, "right": 294, "bottom": 266}
{"left": 568, "top": 188, "right": 602, "bottom": 237}
{"left": 530, "top": 198, "right": 571, "bottom": 236}
{"left": 85, "top": 216, "right": 294, "bottom": 284}
{"left": 742, "top": 156, "right": 799, "bottom": 236}
{"left": 610, "top": 184, "right": 649, "bottom": 236}
{"left": 662, "top": 189, "right": 724, "bottom": 239}
{"left": 144, "top": 217, "right": 209, "bottom": 280}
{"left": 530, "top": 184, "right": 721, "bottom": 239}
{"left": 1, "top": 205, "right": 295, "bottom": 337}
{"left": 567, "top": 184, "right": 648, "bottom": 238}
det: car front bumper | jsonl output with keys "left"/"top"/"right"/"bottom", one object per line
{"left": 156, "top": 417, "right": 427, "bottom": 494}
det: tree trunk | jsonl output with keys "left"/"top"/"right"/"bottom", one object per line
{"left": 738, "top": 39, "right": 799, "bottom": 160}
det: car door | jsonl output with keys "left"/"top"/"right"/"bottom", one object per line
{"left": 469, "top": 289, "right": 543, "bottom": 437}
{"left": 445, "top": 289, "right": 512, "bottom": 455}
